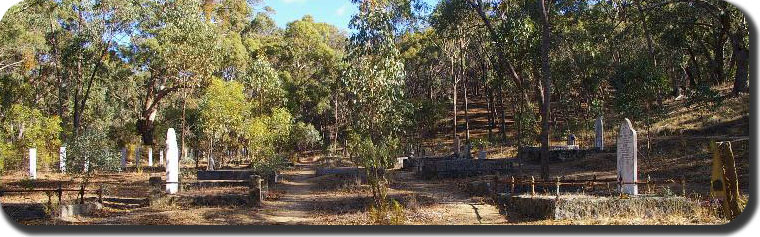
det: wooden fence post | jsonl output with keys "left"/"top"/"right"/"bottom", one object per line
{"left": 681, "top": 175, "right": 686, "bottom": 196}
{"left": 647, "top": 175, "right": 652, "bottom": 194}
{"left": 98, "top": 184, "right": 104, "bottom": 204}
{"left": 555, "top": 177, "right": 561, "bottom": 196}
{"left": 57, "top": 183, "right": 63, "bottom": 204}
{"left": 78, "top": 184, "right": 85, "bottom": 204}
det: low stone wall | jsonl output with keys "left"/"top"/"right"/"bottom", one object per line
{"left": 416, "top": 158, "right": 513, "bottom": 179}
{"left": 517, "top": 146, "right": 607, "bottom": 164}
{"left": 197, "top": 170, "right": 253, "bottom": 181}
{"left": 60, "top": 202, "right": 104, "bottom": 221}
{"left": 498, "top": 194, "right": 699, "bottom": 220}
{"left": 402, "top": 156, "right": 455, "bottom": 171}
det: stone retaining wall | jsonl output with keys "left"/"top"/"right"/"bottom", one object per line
{"left": 498, "top": 194, "right": 698, "bottom": 220}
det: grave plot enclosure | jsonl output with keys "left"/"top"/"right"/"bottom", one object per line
{"left": 414, "top": 158, "right": 514, "bottom": 179}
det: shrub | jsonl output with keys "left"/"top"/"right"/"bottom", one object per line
{"left": 65, "top": 129, "right": 121, "bottom": 176}
{"left": 290, "top": 122, "right": 322, "bottom": 151}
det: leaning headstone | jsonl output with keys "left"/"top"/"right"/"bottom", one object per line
{"left": 148, "top": 147, "right": 153, "bottom": 167}
{"left": 616, "top": 118, "right": 638, "bottom": 195}
{"left": 595, "top": 117, "right": 604, "bottom": 150}
{"left": 29, "top": 148, "right": 37, "bottom": 179}
{"left": 120, "top": 147, "right": 127, "bottom": 171}
{"left": 166, "top": 128, "right": 179, "bottom": 194}
{"left": 59, "top": 147, "right": 66, "bottom": 172}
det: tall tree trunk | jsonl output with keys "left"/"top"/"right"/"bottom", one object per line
{"left": 463, "top": 60, "right": 471, "bottom": 147}
{"left": 487, "top": 84, "right": 494, "bottom": 141}
{"left": 451, "top": 56, "right": 458, "bottom": 155}
{"left": 539, "top": 0, "right": 553, "bottom": 180}
{"left": 499, "top": 85, "right": 509, "bottom": 144}
{"left": 731, "top": 32, "right": 749, "bottom": 94}
{"left": 181, "top": 90, "right": 188, "bottom": 161}
{"left": 468, "top": 0, "right": 530, "bottom": 118}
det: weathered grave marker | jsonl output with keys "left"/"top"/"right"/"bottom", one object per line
{"left": 595, "top": 117, "right": 604, "bottom": 150}
{"left": 249, "top": 175, "right": 263, "bottom": 207}
{"left": 120, "top": 147, "right": 127, "bottom": 171}
{"left": 453, "top": 136, "right": 461, "bottom": 158}
{"left": 159, "top": 150, "right": 164, "bottom": 167}
{"left": 59, "top": 146, "right": 66, "bottom": 172}
{"left": 711, "top": 141, "right": 742, "bottom": 219}
{"left": 135, "top": 145, "right": 141, "bottom": 172}
{"left": 29, "top": 148, "right": 37, "bottom": 179}
{"left": 166, "top": 128, "right": 179, "bottom": 194}
{"left": 478, "top": 150, "right": 487, "bottom": 160}
{"left": 616, "top": 118, "right": 637, "bottom": 195}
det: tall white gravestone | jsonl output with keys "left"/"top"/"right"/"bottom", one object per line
{"left": 29, "top": 148, "right": 37, "bottom": 179}
{"left": 617, "top": 118, "right": 638, "bottom": 195}
{"left": 120, "top": 147, "right": 127, "bottom": 171}
{"left": 595, "top": 117, "right": 604, "bottom": 150}
{"left": 59, "top": 146, "right": 66, "bottom": 172}
{"left": 148, "top": 147, "right": 153, "bottom": 167}
{"left": 159, "top": 150, "right": 164, "bottom": 167}
{"left": 166, "top": 128, "right": 179, "bottom": 194}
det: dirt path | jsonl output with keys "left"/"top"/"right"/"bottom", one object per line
{"left": 256, "top": 162, "right": 317, "bottom": 224}
{"left": 390, "top": 171, "right": 507, "bottom": 225}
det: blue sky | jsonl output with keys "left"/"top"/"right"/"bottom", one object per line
{"left": 261, "top": 0, "right": 439, "bottom": 31}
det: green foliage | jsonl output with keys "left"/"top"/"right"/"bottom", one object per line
{"left": 290, "top": 122, "right": 322, "bottom": 151}
{"left": 612, "top": 56, "right": 670, "bottom": 123}
{"left": 244, "top": 108, "right": 295, "bottom": 175}
{"left": 343, "top": 0, "right": 411, "bottom": 140}
{"left": 65, "top": 129, "right": 121, "bottom": 175}
{"left": 0, "top": 104, "right": 61, "bottom": 172}
{"left": 687, "top": 84, "right": 724, "bottom": 108}
{"left": 200, "top": 77, "right": 250, "bottom": 147}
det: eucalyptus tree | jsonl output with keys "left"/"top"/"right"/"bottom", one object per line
{"left": 281, "top": 16, "right": 346, "bottom": 143}
{"left": 131, "top": 0, "right": 220, "bottom": 146}
{"left": 342, "top": 0, "right": 420, "bottom": 222}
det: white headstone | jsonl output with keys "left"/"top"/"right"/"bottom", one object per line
{"left": 83, "top": 156, "right": 90, "bottom": 172}
{"left": 166, "top": 128, "right": 179, "bottom": 194}
{"left": 617, "top": 118, "right": 638, "bottom": 195}
{"left": 207, "top": 156, "right": 215, "bottom": 171}
{"left": 595, "top": 117, "right": 604, "bottom": 150}
{"left": 120, "top": 147, "right": 127, "bottom": 171}
{"left": 159, "top": 150, "right": 164, "bottom": 167}
{"left": 148, "top": 147, "right": 153, "bottom": 167}
{"left": 59, "top": 147, "right": 66, "bottom": 172}
{"left": 29, "top": 148, "right": 37, "bottom": 179}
